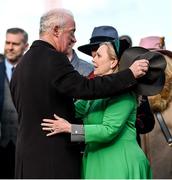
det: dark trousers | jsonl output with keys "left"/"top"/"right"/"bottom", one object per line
{"left": 0, "top": 141, "right": 15, "bottom": 179}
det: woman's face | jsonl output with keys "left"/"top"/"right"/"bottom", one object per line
{"left": 92, "top": 44, "right": 117, "bottom": 76}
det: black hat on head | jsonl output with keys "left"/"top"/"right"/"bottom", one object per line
{"left": 119, "top": 46, "right": 166, "bottom": 96}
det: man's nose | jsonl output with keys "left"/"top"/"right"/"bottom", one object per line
{"left": 8, "top": 43, "right": 14, "bottom": 49}
{"left": 71, "top": 35, "right": 76, "bottom": 44}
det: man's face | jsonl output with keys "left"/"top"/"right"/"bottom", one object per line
{"left": 4, "top": 33, "right": 28, "bottom": 64}
{"left": 66, "top": 42, "right": 75, "bottom": 60}
{"left": 57, "top": 16, "right": 76, "bottom": 54}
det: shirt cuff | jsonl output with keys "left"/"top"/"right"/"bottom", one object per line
{"left": 71, "top": 124, "right": 85, "bottom": 142}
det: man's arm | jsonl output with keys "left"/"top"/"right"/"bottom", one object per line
{"left": 52, "top": 54, "right": 149, "bottom": 100}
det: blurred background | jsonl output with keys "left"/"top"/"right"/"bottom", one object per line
{"left": 0, "top": 0, "right": 171, "bottom": 62}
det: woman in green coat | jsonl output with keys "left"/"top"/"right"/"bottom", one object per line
{"left": 41, "top": 41, "right": 152, "bottom": 179}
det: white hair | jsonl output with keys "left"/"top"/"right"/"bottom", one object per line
{"left": 39, "top": 8, "right": 74, "bottom": 35}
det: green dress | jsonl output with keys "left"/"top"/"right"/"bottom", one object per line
{"left": 75, "top": 92, "right": 152, "bottom": 179}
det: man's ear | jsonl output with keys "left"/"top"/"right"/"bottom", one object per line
{"left": 53, "top": 26, "right": 60, "bottom": 37}
{"left": 24, "top": 43, "right": 29, "bottom": 51}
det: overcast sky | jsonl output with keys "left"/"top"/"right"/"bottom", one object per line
{"left": 0, "top": 0, "right": 171, "bottom": 61}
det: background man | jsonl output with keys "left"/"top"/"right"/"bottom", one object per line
{"left": 67, "top": 42, "right": 93, "bottom": 77}
{"left": 0, "top": 27, "right": 28, "bottom": 178}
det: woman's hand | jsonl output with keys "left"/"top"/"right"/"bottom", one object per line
{"left": 41, "top": 114, "right": 71, "bottom": 136}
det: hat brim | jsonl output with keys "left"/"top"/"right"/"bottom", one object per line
{"left": 78, "top": 39, "right": 126, "bottom": 57}
{"left": 119, "top": 47, "right": 167, "bottom": 96}
{"left": 153, "top": 49, "right": 172, "bottom": 58}
{"left": 78, "top": 42, "right": 100, "bottom": 56}
{"left": 134, "top": 73, "right": 165, "bottom": 96}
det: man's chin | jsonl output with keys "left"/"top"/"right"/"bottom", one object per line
{"left": 6, "top": 57, "right": 19, "bottom": 64}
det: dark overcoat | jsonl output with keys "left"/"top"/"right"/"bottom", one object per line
{"left": 0, "top": 60, "right": 5, "bottom": 120}
{"left": 10, "top": 40, "right": 136, "bottom": 179}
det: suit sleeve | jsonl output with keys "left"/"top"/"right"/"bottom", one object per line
{"left": 52, "top": 54, "right": 137, "bottom": 99}
{"left": 84, "top": 94, "right": 136, "bottom": 143}
{"left": 70, "top": 100, "right": 89, "bottom": 142}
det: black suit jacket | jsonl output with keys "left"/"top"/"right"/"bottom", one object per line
{"left": 10, "top": 40, "right": 137, "bottom": 179}
{"left": 0, "top": 59, "right": 5, "bottom": 122}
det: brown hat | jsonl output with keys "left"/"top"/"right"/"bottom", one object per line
{"left": 119, "top": 47, "right": 166, "bottom": 96}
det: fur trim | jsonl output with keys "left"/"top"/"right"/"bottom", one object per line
{"left": 148, "top": 55, "right": 172, "bottom": 112}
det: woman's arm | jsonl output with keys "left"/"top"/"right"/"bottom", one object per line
{"left": 41, "top": 93, "right": 136, "bottom": 144}
{"left": 41, "top": 114, "right": 85, "bottom": 141}
{"left": 41, "top": 99, "right": 89, "bottom": 139}
{"left": 74, "top": 99, "right": 90, "bottom": 118}
{"left": 84, "top": 93, "right": 136, "bottom": 143}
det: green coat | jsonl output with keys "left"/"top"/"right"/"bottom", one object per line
{"left": 75, "top": 92, "right": 152, "bottom": 179}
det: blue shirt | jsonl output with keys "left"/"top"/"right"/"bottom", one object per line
{"left": 5, "top": 59, "right": 14, "bottom": 82}
{"left": 71, "top": 50, "right": 94, "bottom": 77}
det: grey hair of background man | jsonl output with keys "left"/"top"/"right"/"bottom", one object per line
{"left": 6, "top": 27, "right": 28, "bottom": 44}
{"left": 39, "top": 8, "right": 74, "bottom": 35}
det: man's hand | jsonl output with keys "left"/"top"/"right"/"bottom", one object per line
{"left": 129, "top": 59, "right": 149, "bottom": 78}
